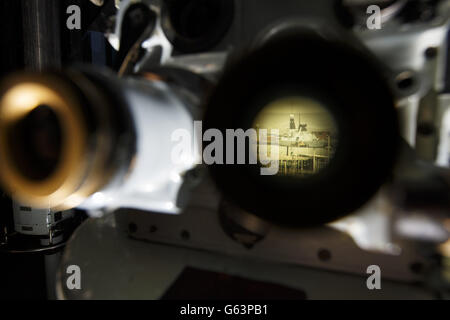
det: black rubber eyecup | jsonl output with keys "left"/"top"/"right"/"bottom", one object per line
{"left": 203, "top": 34, "right": 399, "bottom": 228}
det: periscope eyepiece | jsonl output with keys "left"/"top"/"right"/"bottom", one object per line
{"left": 204, "top": 32, "right": 400, "bottom": 227}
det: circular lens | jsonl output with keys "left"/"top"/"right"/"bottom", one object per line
{"left": 7, "top": 104, "right": 63, "bottom": 181}
{"left": 204, "top": 33, "right": 399, "bottom": 227}
{"left": 162, "top": 0, "right": 234, "bottom": 52}
{"left": 252, "top": 96, "right": 338, "bottom": 178}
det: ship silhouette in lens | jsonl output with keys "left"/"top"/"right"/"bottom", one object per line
{"left": 255, "top": 113, "right": 338, "bottom": 177}
{"left": 280, "top": 114, "right": 332, "bottom": 149}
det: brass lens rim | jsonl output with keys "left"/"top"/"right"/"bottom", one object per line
{"left": 0, "top": 73, "right": 88, "bottom": 208}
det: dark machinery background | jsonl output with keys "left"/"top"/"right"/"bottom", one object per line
{"left": 0, "top": 0, "right": 449, "bottom": 300}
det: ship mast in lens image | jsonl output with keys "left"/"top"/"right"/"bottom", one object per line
{"left": 254, "top": 97, "right": 338, "bottom": 177}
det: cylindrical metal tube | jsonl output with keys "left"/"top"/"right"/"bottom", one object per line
{"left": 0, "top": 68, "right": 201, "bottom": 214}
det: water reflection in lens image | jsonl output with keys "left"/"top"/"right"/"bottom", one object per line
{"left": 253, "top": 96, "right": 338, "bottom": 177}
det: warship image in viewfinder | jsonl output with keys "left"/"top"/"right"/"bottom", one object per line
{"left": 253, "top": 96, "right": 338, "bottom": 177}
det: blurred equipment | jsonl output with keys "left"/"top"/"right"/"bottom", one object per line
{"left": 0, "top": 0, "right": 449, "bottom": 299}
{"left": 12, "top": 202, "right": 74, "bottom": 240}
{"left": 0, "top": 68, "right": 203, "bottom": 214}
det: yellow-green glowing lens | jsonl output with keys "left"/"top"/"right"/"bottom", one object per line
{"left": 253, "top": 96, "right": 338, "bottom": 177}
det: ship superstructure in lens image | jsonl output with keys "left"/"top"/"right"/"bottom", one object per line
{"left": 254, "top": 97, "right": 338, "bottom": 177}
